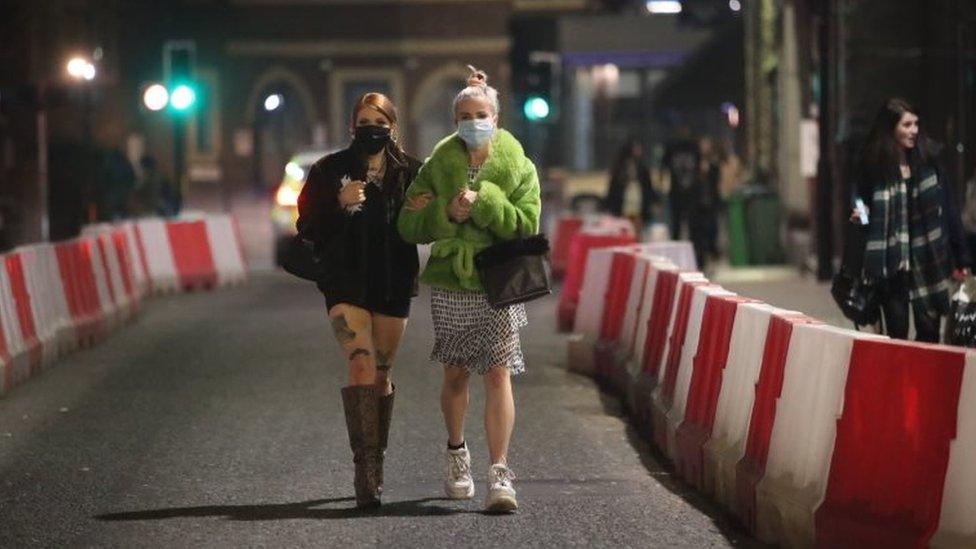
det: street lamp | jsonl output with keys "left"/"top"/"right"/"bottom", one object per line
{"left": 142, "top": 83, "right": 169, "bottom": 112}
{"left": 264, "top": 93, "right": 283, "bottom": 112}
{"left": 646, "top": 1, "right": 682, "bottom": 14}
{"left": 66, "top": 56, "right": 96, "bottom": 81}
{"left": 65, "top": 55, "right": 98, "bottom": 221}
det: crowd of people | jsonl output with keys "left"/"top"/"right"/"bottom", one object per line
{"left": 94, "top": 149, "right": 180, "bottom": 222}
{"left": 604, "top": 127, "right": 739, "bottom": 270}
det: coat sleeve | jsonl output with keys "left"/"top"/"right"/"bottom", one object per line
{"left": 939, "top": 168, "right": 973, "bottom": 269}
{"left": 297, "top": 162, "right": 346, "bottom": 251}
{"left": 396, "top": 161, "right": 458, "bottom": 244}
{"left": 469, "top": 156, "right": 542, "bottom": 238}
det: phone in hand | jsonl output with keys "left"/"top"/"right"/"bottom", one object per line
{"left": 854, "top": 198, "right": 869, "bottom": 225}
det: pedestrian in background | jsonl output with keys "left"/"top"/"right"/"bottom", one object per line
{"left": 852, "top": 98, "right": 971, "bottom": 342}
{"left": 662, "top": 124, "right": 700, "bottom": 241}
{"left": 98, "top": 147, "right": 136, "bottom": 221}
{"left": 604, "top": 137, "right": 657, "bottom": 227}
{"left": 688, "top": 136, "right": 722, "bottom": 270}
{"left": 132, "top": 156, "right": 170, "bottom": 216}
{"left": 398, "top": 67, "right": 540, "bottom": 513}
{"left": 296, "top": 92, "right": 422, "bottom": 507}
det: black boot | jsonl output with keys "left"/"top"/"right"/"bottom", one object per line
{"left": 341, "top": 385, "right": 382, "bottom": 508}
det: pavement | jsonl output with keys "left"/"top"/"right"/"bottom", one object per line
{"left": 0, "top": 271, "right": 766, "bottom": 548}
{"left": 712, "top": 266, "right": 849, "bottom": 328}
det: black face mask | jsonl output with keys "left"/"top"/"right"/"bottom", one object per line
{"left": 353, "top": 125, "right": 391, "bottom": 155}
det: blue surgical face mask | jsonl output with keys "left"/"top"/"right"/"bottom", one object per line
{"left": 457, "top": 119, "right": 495, "bottom": 149}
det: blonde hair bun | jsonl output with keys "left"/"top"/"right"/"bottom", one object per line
{"left": 466, "top": 64, "right": 488, "bottom": 88}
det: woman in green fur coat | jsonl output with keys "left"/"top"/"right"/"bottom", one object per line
{"left": 398, "top": 68, "right": 541, "bottom": 513}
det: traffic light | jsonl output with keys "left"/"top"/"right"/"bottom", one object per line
{"left": 163, "top": 40, "right": 198, "bottom": 113}
{"left": 170, "top": 84, "right": 196, "bottom": 111}
{"left": 522, "top": 58, "right": 557, "bottom": 123}
{"left": 523, "top": 95, "right": 551, "bottom": 121}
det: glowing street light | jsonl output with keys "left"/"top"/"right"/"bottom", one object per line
{"left": 264, "top": 93, "right": 283, "bottom": 112}
{"left": 142, "top": 84, "right": 169, "bottom": 111}
{"left": 66, "top": 57, "right": 96, "bottom": 81}
{"left": 729, "top": 0, "right": 742, "bottom": 12}
{"left": 646, "top": 1, "right": 682, "bottom": 14}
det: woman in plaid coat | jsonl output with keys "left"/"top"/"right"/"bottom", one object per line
{"left": 853, "top": 98, "right": 971, "bottom": 341}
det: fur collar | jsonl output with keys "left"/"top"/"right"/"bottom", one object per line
{"left": 424, "top": 128, "right": 527, "bottom": 191}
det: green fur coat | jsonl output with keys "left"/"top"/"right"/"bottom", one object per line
{"left": 397, "top": 128, "right": 541, "bottom": 292}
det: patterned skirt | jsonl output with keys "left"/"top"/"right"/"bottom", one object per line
{"left": 430, "top": 288, "right": 528, "bottom": 375}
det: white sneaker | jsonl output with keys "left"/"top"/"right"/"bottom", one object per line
{"left": 484, "top": 463, "right": 518, "bottom": 513}
{"left": 444, "top": 446, "right": 475, "bottom": 499}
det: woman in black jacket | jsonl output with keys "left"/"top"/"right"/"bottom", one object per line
{"left": 604, "top": 137, "right": 656, "bottom": 224}
{"left": 296, "top": 92, "right": 421, "bottom": 507}
{"left": 852, "top": 98, "right": 971, "bottom": 342}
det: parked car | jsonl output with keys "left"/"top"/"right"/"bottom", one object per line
{"left": 271, "top": 148, "right": 334, "bottom": 266}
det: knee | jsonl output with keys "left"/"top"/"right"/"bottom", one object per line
{"left": 443, "top": 369, "right": 469, "bottom": 394}
{"left": 483, "top": 366, "right": 510, "bottom": 391}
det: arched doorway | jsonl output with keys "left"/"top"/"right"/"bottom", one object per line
{"left": 412, "top": 63, "right": 471, "bottom": 158}
{"left": 244, "top": 67, "right": 319, "bottom": 190}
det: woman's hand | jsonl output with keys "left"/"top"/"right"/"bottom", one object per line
{"left": 338, "top": 180, "right": 366, "bottom": 209}
{"left": 448, "top": 194, "right": 471, "bottom": 223}
{"left": 953, "top": 268, "right": 970, "bottom": 282}
{"left": 458, "top": 187, "right": 478, "bottom": 207}
{"left": 405, "top": 192, "right": 433, "bottom": 212}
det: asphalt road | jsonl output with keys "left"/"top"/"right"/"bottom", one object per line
{"left": 0, "top": 272, "right": 762, "bottom": 548}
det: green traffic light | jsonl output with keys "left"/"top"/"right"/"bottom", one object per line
{"left": 170, "top": 84, "right": 196, "bottom": 111}
{"left": 524, "top": 95, "right": 550, "bottom": 121}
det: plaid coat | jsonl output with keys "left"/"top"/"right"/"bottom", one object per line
{"left": 860, "top": 164, "right": 972, "bottom": 315}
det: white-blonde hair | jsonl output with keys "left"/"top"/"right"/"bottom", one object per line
{"left": 453, "top": 65, "right": 500, "bottom": 117}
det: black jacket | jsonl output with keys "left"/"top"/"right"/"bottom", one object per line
{"left": 605, "top": 156, "right": 657, "bottom": 221}
{"left": 296, "top": 145, "right": 422, "bottom": 306}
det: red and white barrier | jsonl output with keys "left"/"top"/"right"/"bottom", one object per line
{"left": 933, "top": 349, "right": 976, "bottom": 547}
{"left": 204, "top": 214, "right": 248, "bottom": 287}
{"left": 674, "top": 293, "right": 759, "bottom": 489}
{"left": 566, "top": 246, "right": 628, "bottom": 375}
{"left": 662, "top": 284, "right": 736, "bottom": 461}
{"left": 0, "top": 214, "right": 247, "bottom": 396}
{"left": 0, "top": 259, "right": 24, "bottom": 393}
{"left": 618, "top": 255, "right": 677, "bottom": 394}
{"left": 564, "top": 232, "right": 976, "bottom": 546}
{"left": 550, "top": 216, "right": 584, "bottom": 279}
{"left": 650, "top": 274, "right": 712, "bottom": 453}
{"left": 133, "top": 218, "right": 180, "bottom": 293}
{"left": 752, "top": 324, "right": 887, "bottom": 546}
{"left": 594, "top": 248, "right": 643, "bottom": 385}
{"left": 17, "top": 245, "right": 74, "bottom": 360}
{"left": 702, "top": 302, "right": 790, "bottom": 510}
{"left": 558, "top": 225, "right": 636, "bottom": 332}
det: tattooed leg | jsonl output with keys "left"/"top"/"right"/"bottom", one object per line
{"left": 328, "top": 305, "right": 376, "bottom": 386}
{"left": 376, "top": 349, "right": 392, "bottom": 371}
{"left": 375, "top": 349, "right": 394, "bottom": 395}
{"left": 349, "top": 348, "right": 372, "bottom": 361}
{"left": 331, "top": 315, "right": 356, "bottom": 343}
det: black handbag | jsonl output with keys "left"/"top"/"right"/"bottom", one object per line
{"left": 279, "top": 234, "right": 321, "bottom": 282}
{"left": 830, "top": 270, "right": 880, "bottom": 326}
{"left": 474, "top": 218, "right": 551, "bottom": 309}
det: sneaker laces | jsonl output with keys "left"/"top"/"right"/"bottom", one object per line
{"left": 489, "top": 465, "right": 516, "bottom": 488}
{"left": 449, "top": 452, "right": 471, "bottom": 480}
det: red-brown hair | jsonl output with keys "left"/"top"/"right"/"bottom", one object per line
{"left": 350, "top": 92, "right": 399, "bottom": 129}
